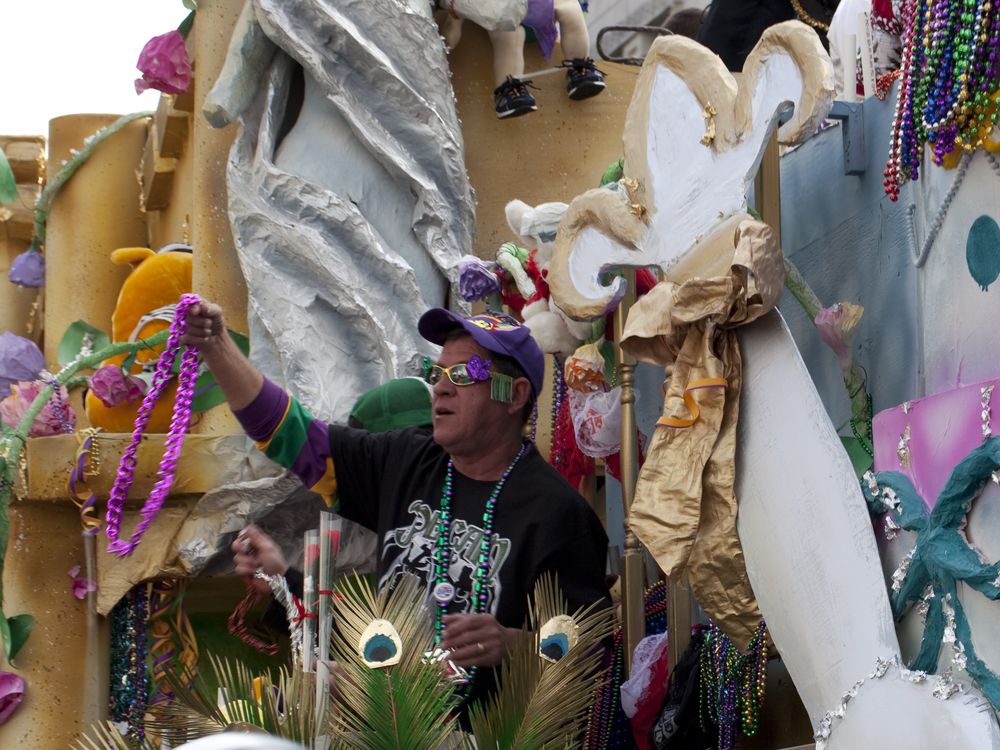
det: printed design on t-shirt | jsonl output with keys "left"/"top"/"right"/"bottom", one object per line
{"left": 379, "top": 499, "right": 511, "bottom": 615}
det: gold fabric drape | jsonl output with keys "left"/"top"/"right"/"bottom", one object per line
{"left": 621, "top": 218, "right": 784, "bottom": 648}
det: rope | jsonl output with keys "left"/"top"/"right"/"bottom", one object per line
{"left": 908, "top": 152, "right": 973, "bottom": 268}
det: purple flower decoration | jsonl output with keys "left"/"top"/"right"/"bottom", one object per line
{"left": 68, "top": 565, "right": 97, "bottom": 600}
{"left": 8, "top": 250, "right": 44, "bottom": 288}
{"left": 458, "top": 255, "right": 501, "bottom": 302}
{"left": 88, "top": 364, "right": 147, "bottom": 408}
{"left": 466, "top": 355, "right": 492, "bottom": 382}
{"left": 0, "top": 672, "right": 24, "bottom": 725}
{"left": 134, "top": 30, "right": 193, "bottom": 95}
{"left": 0, "top": 332, "right": 45, "bottom": 399}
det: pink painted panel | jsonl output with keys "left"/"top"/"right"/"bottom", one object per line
{"left": 872, "top": 377, "right": 1000, "bottom": 507}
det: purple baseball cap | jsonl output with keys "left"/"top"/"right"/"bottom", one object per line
{"left": 418, "top": 308, "right": 545, "bottom": 396}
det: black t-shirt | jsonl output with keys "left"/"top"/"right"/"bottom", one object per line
{"left": 328, "top": 425, "right": 610, "bottom": 706}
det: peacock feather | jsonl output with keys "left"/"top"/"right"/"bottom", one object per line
{"left": 327, "top": 573, "right": 463, "bottom": 750}
{"left": 464, "top": 572, "right": 615, "bottom": 750}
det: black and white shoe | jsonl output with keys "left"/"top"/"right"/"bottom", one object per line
{"left": 494, "top": 76, "right": 538, "bottom": 119}
{"left": 564, "top": 57, "right": 606, "bottom": 101}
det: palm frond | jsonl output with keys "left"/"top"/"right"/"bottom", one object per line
{"left": 328, "top": 573, "right": 463, "bottom": 750}
{"left": 144, "top": 652, "right": 322, "bottom": 745}
{"left": 73, "top": 721, "right": 159, "bottom": 750}
{"left": 467, "top": 572, "right": 615, "bottom": 750}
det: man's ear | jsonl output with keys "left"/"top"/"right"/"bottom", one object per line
{"left": 506, "top": 377, "right": 532, "bottom": 415}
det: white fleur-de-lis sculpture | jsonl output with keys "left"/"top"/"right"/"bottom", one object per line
{"left": 547, "top": 20, "right": 1000, "bottom": 748}
{"left": 548, "top": 21, "right": 832, "bottom": 317}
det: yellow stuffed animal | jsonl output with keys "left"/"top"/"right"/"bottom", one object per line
{"left": 85, "top": 245, "right": 193, "bottom": 433}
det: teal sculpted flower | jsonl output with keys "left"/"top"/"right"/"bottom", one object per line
{"left": 865, "top": 437, "right": 1000, "bottom": 707}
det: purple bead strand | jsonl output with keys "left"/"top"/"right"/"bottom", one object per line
{"left": 106, "top": 293, "right": 201, "bottom": 557}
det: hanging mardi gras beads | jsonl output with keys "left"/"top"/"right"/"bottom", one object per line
{"left": 105, "top": 293, "right": 201, "bottom": 557}
{"left": 108, "top": 584, "right": 150, "bottom": 744}
{"left": 698, "top": 620, "right": 769, "bottom": 750}
{"left": 884, "top": 0, "right": 1000, "bottom": 200}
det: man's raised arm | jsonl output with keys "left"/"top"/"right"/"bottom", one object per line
{"left": 180, "top": 300, "right": 264, "bottom": 409}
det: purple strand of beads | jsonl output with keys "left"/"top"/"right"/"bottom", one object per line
{"left": 105, "top": 293, "right": 201, "bottom": 557}
{"left": 41, "top": 373, "right": 76, "bottom": 434}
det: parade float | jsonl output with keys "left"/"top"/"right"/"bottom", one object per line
{"left": 0, "top": 0, "right": 998, "bottom": 748}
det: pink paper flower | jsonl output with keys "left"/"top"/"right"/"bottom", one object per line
{"left": 0, "top": 380, "right": 77, "bottom": 437}
{"left": 88, "top": 364, "right": 147, "bottom": 408}
{"left": 814, "top": 302, "right": 864, "bottom": 374}
{"left": 0, "top": 671, "right": 25, "bottom": 724}
{"left": 134, "top": 30, "right": 193, "bottom": 95}
{"left": 68, "top": 565, "right": 96, "bottom": 600}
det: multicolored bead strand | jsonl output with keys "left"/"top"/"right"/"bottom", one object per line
{"left": 433, "top": 442, "right": 529, "bottom": 680}
{"left": 884, "top": 0, "right": 1000, "bottom": 200}
{"left": 698, "top": 620, "right": 770, "bottom": 750}
{"left": 105, "top": 293, "right": 201, "bottom": 557}
{"left": 583, "top": 628, "right": 625, "bottom": 750}
{"left": 549, "top": 356, "right": 568, "bottom": 476}
{"left": 108, "top": 584, "right": 150, "bottom": 744}
{"left": 584, "top": 581, "right": 669, "bottom": 750}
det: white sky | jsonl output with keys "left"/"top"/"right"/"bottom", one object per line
{"left": 2, "top": 1, "right": 191, "bottom": 138}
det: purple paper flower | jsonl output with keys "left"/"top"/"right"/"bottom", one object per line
{"left": 8, "top": 250, "right": 44, "bottom": 288}
{"left": 0, "top": 672, "right": 24, "bottom": 725}
{"left": 88, "top": 364, "right": 147, "bottom": 408}
{"left": 458, "top": 255, "right": 500, "bottom": 302}
{"left": 134, "top": 30, "right": 193, "bottom": 95}
{"left": 68, "top": 565, "right": 97, "bottom": 600}
{"left": 466, "top": 355, "right": 492, "bottom": 382}
{"left": 0, "top": 332, "right": 45, "bottom": 399}
{"left": 815, "top": 302, "right": 863, "bottom": 375}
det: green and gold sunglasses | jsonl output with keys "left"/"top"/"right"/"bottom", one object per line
{"left": 424, "top": 354, "right": 514, "bottom": 403}
{"left": 425, "top": 355, "right": 492, "bottom": 387}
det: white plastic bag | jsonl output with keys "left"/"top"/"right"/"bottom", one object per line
{"left": 619, "top": 632, "right": 670, "bottom": 719}
{"left": 568, "top": 386, "right": 625, "bottom": 458}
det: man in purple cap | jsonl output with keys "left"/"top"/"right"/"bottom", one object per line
{"left": 181, "top": 301, "right": 610, "bottom": 708}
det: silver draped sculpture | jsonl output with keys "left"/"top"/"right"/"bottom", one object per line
{"left": 207, "top": 0, "right": 476, "bottom": 421}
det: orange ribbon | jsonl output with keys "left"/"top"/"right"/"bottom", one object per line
{"left": 655, "top": 378, "right": 727, "bottom": 429}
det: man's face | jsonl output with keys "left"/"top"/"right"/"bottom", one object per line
{"left": 430, "top": 335, "right": 506, "bottom": 456}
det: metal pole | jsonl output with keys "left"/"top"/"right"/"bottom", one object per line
{"left": 614, "top": 270, "right": 645, "bottom": 675}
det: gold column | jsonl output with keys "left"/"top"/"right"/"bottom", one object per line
{"left": 0, "top": 137, "right": 45, "bottom": 340}
{"left": 0, "top": 503, "right": 107, "bottom": 748}
{"left": 614, "top": 272, "right": 645, "bottom": 674}
{"left": 44, "top": 115, "right": 149, "bottom": 367}
{"left": 189, "top": 0, "right": 248, "bottom": 434}
{"left": 753, "top": 132, "right": 782, "bottom": 243}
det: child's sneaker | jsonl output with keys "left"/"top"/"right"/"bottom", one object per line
{"left": 494, "top": 76, "right": 538, "bottom": 119}
{"left": 564, "top": 57, "right": 606, "bottom": 101}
